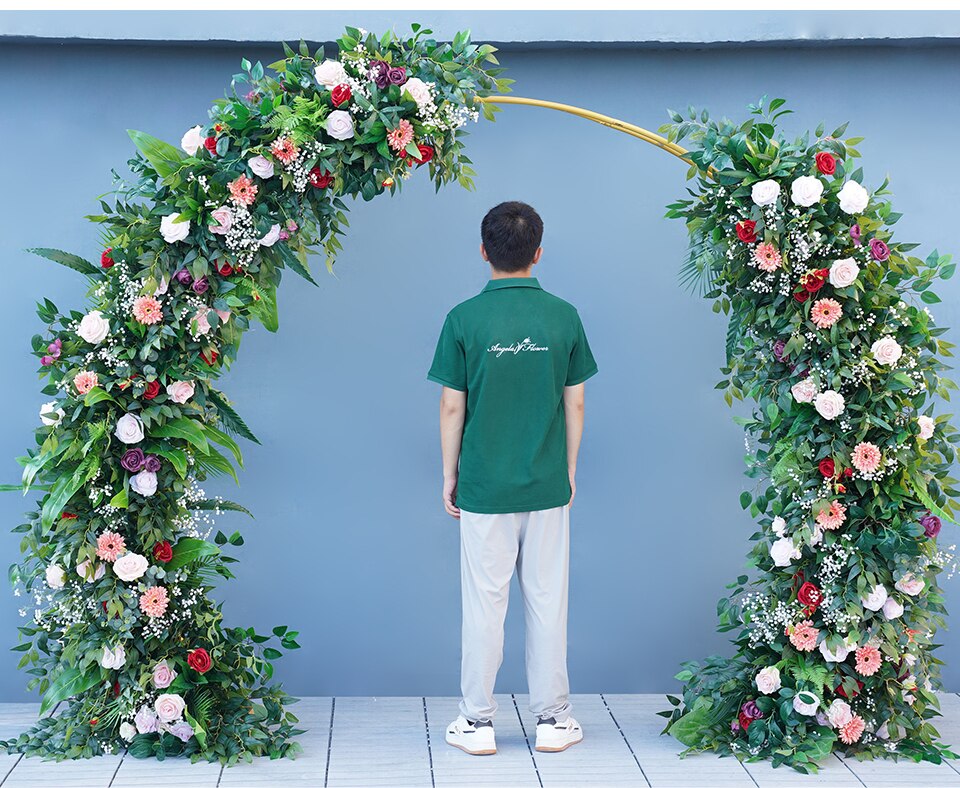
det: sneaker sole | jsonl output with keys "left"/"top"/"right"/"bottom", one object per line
{"left": 447, "top": 740, "right": 497, "bottom": 756}
{"left": 535, "top": 733, "right": 583, "bottom": 753}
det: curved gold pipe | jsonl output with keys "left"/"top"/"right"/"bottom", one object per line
{"left": 475, "top": 95, "right": 713, "bottom": 177}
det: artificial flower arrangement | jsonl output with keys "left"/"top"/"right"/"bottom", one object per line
{"left": 4, "top": 25, "right": 505, "bottom": 761}
{"left": 660, "top": 98, "right": 959, "bottom": 772}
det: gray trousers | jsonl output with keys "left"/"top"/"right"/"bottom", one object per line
{"left": 458, "top": 504, "right": 571, "bottom": 723}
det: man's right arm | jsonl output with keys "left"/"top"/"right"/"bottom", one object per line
{"left": 440, "top": 386, "right": 467, "bottom": 518}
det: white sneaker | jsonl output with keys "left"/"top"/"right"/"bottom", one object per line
{"left": 445, "top": 714, "right": 496, "bottom": 755}
{"left": 535, "top": 716, "right": 583, "bottom": 752}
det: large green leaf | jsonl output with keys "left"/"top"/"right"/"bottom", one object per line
{"left": 249, "top": 283, "right": 279, "bottom": 332}
{"left": 26, "top": 248, "right": 101, "bottom": 277}
{"left": 166, "top": 537, "right": 220, "bottom": 571}
{"left": 276, "top": 242, "right": 318, "bottom": 286}
{"left": 190, "top": 498, "right": 253, "bottom": 518}
{"left": 194, "top": 446, "right": 239, "bottom": 484}
{"left": 127, "top": 129, "right": 186, "bottom": 178}
{"left": 668, "top": 698, "right": 714, "bottom": 747}
{"left": 150, "top": 418, "right": 210, "bottom": 455}
{"left": 40, "top": 666, "right": 102, "bottom": 715}
{"left": 203, "top": 424, "right": 244, "bottom": 468}
{"left": 40, "top": 462, "right": 90, "bottom": 530}
{"left": 150, "top": 446, "right": 188, "bottom": 478}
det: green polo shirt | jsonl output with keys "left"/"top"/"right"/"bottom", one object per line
{"left": 427, "top": 277, "right": 598, "bottom": 514}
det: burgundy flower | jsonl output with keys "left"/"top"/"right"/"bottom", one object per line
{"left": 144, "top": 455, "right": 162, "bottom": 473}
{"left": 369, "top": 60, "right": 389, "bottom": 89}
{"left": 174, "top": 268, "right": 193, "bottom": 286}
{"left": 121, "top": 448, "right": 146, "bottom": 472}
{"left": 849, "top": 224, "right": 861, "bottom": 246}
{"left": 870, "top": 238, "right": 890, "bottom": 262}
{"left": 772, "top": 339, "right": 787, "bottom": 362}
{"left": 192, "top": 277, "right": 209, "bottom": 294}
{"left": 921, "top": 514, "right": 942, "bottom": 538}
{"left": 387, "top": 66, "right": 408, "bottom": 86}
{"left": 741, "top": 700, "right": 763, "bottom": 720}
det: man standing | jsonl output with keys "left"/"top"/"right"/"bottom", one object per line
{"left": 428, "top": 201, "right": 597, "bottom": 756}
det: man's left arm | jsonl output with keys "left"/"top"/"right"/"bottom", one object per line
{"left": 440, "top": 386, "right": 467, "bottom": 518}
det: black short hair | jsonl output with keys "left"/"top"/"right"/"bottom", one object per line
{"left": 480, "top": 201, "right": 543, "bottom": 273}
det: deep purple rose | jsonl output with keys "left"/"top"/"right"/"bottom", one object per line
{"left": 369, "top": 60, "right": 389, "bottom": 89}
{"left": 192, "top": 276, "right": 209, "bottom": 294}
{"left": 870, "top": 238, "right": 890, "bottom": 262}
{"left": 387, "top": 66, "right": 407, "bottom": 86}
{"left": 144, "top": 454, "right": 162, "bottom": 473}
{"left": 174, "top": 268, "right": 193, "bottom": 286}
{"left": 921, "top": 514, "right": 942, "bottom": 538}
{"left": 741, "top": 700, "right": 763, "bottom": 720}
{"left": 773, "top": 339, "right": 788, "bottom": 363}
{"left": 849, "top": 224, "right": 861, "bottom": 246}
{"left": 120, "top": 448, "right": 146, "bottom": 472}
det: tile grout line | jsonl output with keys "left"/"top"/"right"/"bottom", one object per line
{"left": 106, "top": 747, "right": 129, "bottom": 787}
{"left": 323, "top": 696, "right": 335, "bottom": 788}
{"left": 599, "top": 694, "right": 652, "bottom": 788}
{"left": 215, "top": 762, "right": 225, "bottom": 787}
{"left": 833, "top": 752, "right": 867, "bottom": 786}
{"left": 511, "top": 693, "right": 543, "bottom": 788}
{"left": 421, "top": 697, "right": 435, "bottom": 788}
{"left": 1, "top": 701, "right": 61, "bottom": 787}
{"left": 737, "top": 758, "right": 760, "bottom": 787}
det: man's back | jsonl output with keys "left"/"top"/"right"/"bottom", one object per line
{"left": 428, "top": 277, "right": 597, "bottom": 514}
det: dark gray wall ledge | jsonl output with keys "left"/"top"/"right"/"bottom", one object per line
{"left": 3, "top": 9, "right": 960, "bottom": 46}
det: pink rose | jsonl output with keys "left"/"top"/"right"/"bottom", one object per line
{"left": 208, "top": 206, "right": 233, "bottom": 235}
{"left": 134, "top": 705, "right": 159, "bottom": 734}
{"left": 918, "top": 415, "right": 935, "bottom": 440}
{"left": 258, "top": 223, "right": 281, "bottom": 247}
{"left": 193, "top": 310, "right": 211, "bottom": 336}
{"left": 791, "top": 379, "right": 817, "bottom": 404}
{"left": 814, "top": 390, "right": 845, "bottom": 421}
{"left": 154, "top": 693, "right": 186, "bottom": 723}
{"left": 894, "top": 573, "right": 925, "bottom": 596}
{"left": 248, "top": 155, "right": 275, "bottom": 179}
{"left": 166, "top": 380, "right": 195, "bottom": 404}
{"left": 152, "top": 659, "right": 178, "bottom": 689}
{"left": 828, "top": 257, "right": 860, "bottom": 288}
{"left": 871, "top": 336, "right": 903, "bottom": 366}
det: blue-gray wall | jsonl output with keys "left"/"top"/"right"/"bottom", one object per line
{"left": 1, "top": 20, "right": 960, "bottom": 703}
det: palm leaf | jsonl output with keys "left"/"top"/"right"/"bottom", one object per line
{"left": 208, "top": 389, "right": 261, "bottom": 445}
{"left": 678, "top": 232, "right": 720, "bottom": 296}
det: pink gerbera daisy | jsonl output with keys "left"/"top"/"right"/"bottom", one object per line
{"left": 132, "top": 296, "right": 163, "bottom": 325}
{"left": 787, "top": 619, "right": 819, "bottom": 652}
{"left": 816, "top": 500, "right": 847, "bottom": 531}
{"left": 855, "top": 646, "right": 882, "bottom": 676}
{"left": 270, "top": 136, "right": 299, "bottom": 165}
{"left": 851, "top": 442, "right": 882, "bottom": 475}
{"left": 386, "top": 119, "right": 415, "bottom": 153}
{"left": 139, "top": 586, "right": 169, "bottom": 618}
{"left": 96, "top": 531, "right": 126, "bottom": 562}
{"left": 839, "top": 714, "right": 866, "bottom": 744}
{"left": 228, "top": 174, "right": 258, "bottom": 206}
{"left": 753, "top": 242, "right": 781, "bottom": 272}
{"left": 74, "top": 370, "right": 99, "bottom": 395}
{"left": 810, "top": 298, "right": 843, "bottom": 329}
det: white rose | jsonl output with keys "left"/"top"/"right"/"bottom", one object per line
{"left": 155, "top": 693, "right": 186, "bottom": 723}
{"left": 791, "top": 175, "right": 824, "bottom": 207}
{"left": 819, "top": 640, "right": 850, "bottom": 663}
{"left": 40, "top": 401, "right": 65, "bottom": 426}
{"left": 770, "top": 536, "right": 800, "bottom": 567}
{"left": 814, "top": 390, "right": 845, "bottom": 421}
{"left": 258, "top": 223, "right": 282, "bottom": 247}
{"left": 918, "top": 415, "right": 935, "bottom": 441}
{"left": 314, "top": 59, "right": 348, "bottom": 89}
{"left": 402, "top": 77, "right": 434, "bottom": 110}
{"left": 894, "top": 573, "right": 925, "bottom": 596}
{"left": 793, "top": 692, "right": 820, "bottom": 716}
{"left": 861, "top": 584, "right": 888, "bottom": 612}
{"left": 130, "top": 470, "right": 158, "bottom": 497}
{"left": 99, "top": 645, "right": 126, "bottom": 670}
{"left": 154, "top": 276, "right": 169, "bottom": 296}
{"left": 113, "top": 552, "right": 149, "bottom": 582}
{"left": 77, "top": 310, "right": 110, "bottom": 345}
{"left": 114, "top": 413, "right": 144, "bottom": 445}
{"left": 871, "top": 337, "right": 903, "bottom": 366}
{"left": 76, "top": 560, "right": 104, "bottom": 582}
{"left": 180, "top": 125, "right": 204, "bottom": 155}
{"left": 883, "top": 597, "right": 904, "bottom": 620}
{"left": 791, "top": 379, "right": 818, "bottom": 404}
{"left": 838, "top": 180, "right": 869, "bottom": 214}
{"left": 755, "top": 666, "right": 781, "bottom": 695}
{"left": 248, "top": 154, "right": 275, "bottom": 179}
{"left": 829, "top": 257, "right": 860, "bottom": 289}
{"left": 160, "top": 213, "right": 191, "bottom": 244}
{"left": 751, "top": 179, "right": 781, "bottom": 207}
{"left": 827, "top": 699, "right": 853, "bottom": 729}
{"left": 325, "top": 110, "right": 355, "bottom": 141}
{"left": 119, "top": 721, "right": 137, "bottom": 742}
{"left": 771, "top": 516, "right": 787, "bottom": 537}
{"left": 45, "top": 563, "right": 66, "bottom": 589}
{"left": 166, "top": 380, "right": 195, "bottom": 404}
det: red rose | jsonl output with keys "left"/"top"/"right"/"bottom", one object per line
{"left": 101, "top": 247, "right": 114, "bottom": 269}
{"left": 815, "top": 152, "right": 836, "bottom": 175}
{"left": 201, "top": 349, "right": 219, "bottom": 366}
{"left": 217, "top": 261, "right": 234, "bottom": 276}
{"left": 331, "top": 84, "right": 352, "bottom": 107}
{"left": 836, "top": 679, "right": 864, "bottom": 699}
{"left": 187, "top": 647, "right": 213, "bottom": 674}
{"left": 113, "top": 681, "right": 121, "bottom": 697}
{"left": 153, "top": 540, "right": 173, "bottom": 563}
{"left": 309, "top": 167, "right": 335, "bottom": 189}
{"left": 412, "top": 144, "right": 434, "bottom": 166}
{"left": 818, "top": 458, "right": 836, "bottom": 478}
{"left": 204, "top": 136, "right": 218, "bottom": 155}
{"left": 737, "top": 711, "right": 753, "bottom": 731}
{"left": 735, "top": 220, "right": 757, "bottom": 243}
{"left": 797, "top": 581, "right": 822, "bottom": 613}
{"left": 794, "top": 290, "right": 810, "bottom": 304}
{"left": 143, "top": 380, "right": 160, "bottom": 400}
{"left": 843, "top": 467, "right": 853, "bottom": 478}
{"left": 61, "top": 512, "right": 77, "bottom": 521}
{"left": 802, "top": 268, "right": 828, "bottom": 293}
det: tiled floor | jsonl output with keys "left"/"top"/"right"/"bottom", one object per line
{"left": 2, "top": 694, "right": 960, "bottom": 787}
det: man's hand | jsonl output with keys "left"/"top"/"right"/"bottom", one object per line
{"left": 443, "top": 474, "right": 461, "bottom": 519}
{"left": 568, "top": 467, "right": 577, "bottom": 507}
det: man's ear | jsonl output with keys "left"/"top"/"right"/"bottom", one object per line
{"left": 531, "top": 247, "right": 543, "bottom": 266}
{"left": 479, "top": 243, "right": 489, "bottom": 262}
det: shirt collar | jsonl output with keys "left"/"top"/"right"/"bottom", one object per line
{"left": 482, "top": 277, "right": 542, "bottom": 292}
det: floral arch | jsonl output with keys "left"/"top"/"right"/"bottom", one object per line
{"left": 2, "top": 24, "right": 957, "bottom": 773}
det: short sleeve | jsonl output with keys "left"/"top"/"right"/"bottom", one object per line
{"left": 427, "top": 313, "right": 467, "bottom": 391}
{"left": 565, "top": 312, "right": 598, "bottom": 386}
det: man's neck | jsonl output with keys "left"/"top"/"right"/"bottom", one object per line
{"left": 489, "top": 267, "right": 534, "bottom": 280}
